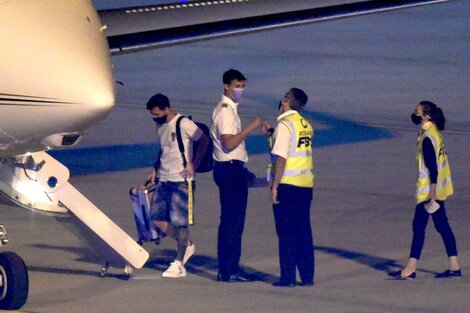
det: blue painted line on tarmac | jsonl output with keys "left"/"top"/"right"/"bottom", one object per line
{"left": 49, "top": 143, "right": 158, "bottom": 176}
{"left": 49, "top": 111, "right": 393, "bottom": 176}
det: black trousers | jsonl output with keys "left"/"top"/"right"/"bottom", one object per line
{"left": 213, "top": 161, "right": 248, "bottom": 277}
{"left": 273, "top": 184, "right": 314, "bottom": 284}
{"left": 409, "top": 200, "right": 458, "bottom": 259}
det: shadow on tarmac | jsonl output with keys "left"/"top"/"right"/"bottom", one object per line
{"left": 29, "top": 242, "right": 443, "bottom": 282}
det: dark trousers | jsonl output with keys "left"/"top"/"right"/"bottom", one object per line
{"left": 273, "top": 184, "right": 314, "bottom": 284}
{"left": 409, "top": 200, "right": 458, "bottom": 259}
{"left": 213, "top": 161, "right": 248, "bottom": 277}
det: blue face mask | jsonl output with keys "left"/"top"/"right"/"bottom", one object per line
{"left": 231, "top": 88, "right": 244, "bottom": 103}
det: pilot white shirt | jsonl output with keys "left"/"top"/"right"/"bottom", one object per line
{"left": 157, "top": 113, "right": 203, "bottom": 182}
{"left": 211, "top": 95, "right": 248, "bottom": 162}
{"left": 271, "top": 110, "right": 298, "bottom": 159}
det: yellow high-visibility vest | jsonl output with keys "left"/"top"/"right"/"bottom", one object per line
{"left": 278, "top": 112, "right": 314, "bottom": 188}
{"left": 416, "top": 122, "right": 453, "bottom": 203}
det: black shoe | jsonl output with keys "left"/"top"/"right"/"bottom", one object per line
{"left": 217, "top": 270, "right": 253, "bottom": 282}
{"left": 230, "top": 270, "right": 253, "bottom": 282}
{"left": 435, "top": 269, "right": 461, "bottom": 278}
{"left": 299, "top": 281, "right": 314, "bottom": 287}
{"left": 388, "top": 270, "right": 416, "bottom": 280}
{"left": 272, "top": 280, "right": 296, "bottom": 287}
{"left": 216, "top": 272, "right": 228, "bottom": 282}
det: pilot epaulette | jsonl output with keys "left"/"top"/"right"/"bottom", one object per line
{"left": 221, "top": 103, "right": 228, "bottom": 108}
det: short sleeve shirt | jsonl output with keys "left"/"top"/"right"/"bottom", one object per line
{"left": 271, "top": 110, "right": 297, "bottom": 159}
{"left": 157, "top": 114, "right": 203, "bottom": 182}
{"left": 210, "top": 95, "right": 248, "bottom": 162}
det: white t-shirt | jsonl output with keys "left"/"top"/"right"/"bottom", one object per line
{"left": 210, "top": 95, "right": 248, "bottom": 162}
{"left": 271, "top": 110, "right": 297, "bottom": 159}
{"left": 157, "top": 114, "right": 203, "bottom": 182}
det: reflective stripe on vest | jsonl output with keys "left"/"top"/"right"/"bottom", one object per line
{"left": 416, "top": 123, "right": 453, "bottom": 203}
{"left": 279, "top": 113, "right": 314, "bottom": 188}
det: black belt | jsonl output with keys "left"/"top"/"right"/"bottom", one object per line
{"left": 214, "top": 160, "right": 244, "bottom": 165}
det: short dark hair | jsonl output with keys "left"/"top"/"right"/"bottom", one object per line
{"left": 223, "top": 69, "right": 246, "bottom": 85}
{"left": 146, "top": 93, "right": 170, "bottom": 111}
{"left": 288, "top": 88, "right": 308, "bottom": 111}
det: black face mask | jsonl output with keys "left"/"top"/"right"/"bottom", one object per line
{"left": 278, "top": 100, "right": 282, "bottom": 111}
{"left": 410, "top": 113, "right": 422, "bottom": 125}
{"left": 153, "top": 116, "right": 167, "bottom": 125}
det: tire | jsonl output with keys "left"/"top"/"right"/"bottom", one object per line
{"left": 0, "top": 252, "right": 29, "bottom": 310}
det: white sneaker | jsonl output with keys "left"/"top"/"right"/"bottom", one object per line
{"left": 162, "top": 260, "right": 186, "bottom": 278}
{"left": 183, "top": 242, "right": 196, "bottom": 264}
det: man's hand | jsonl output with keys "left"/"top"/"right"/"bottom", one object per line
{"left": 252, "top": 117, "right": 262, "bottom": 130}
{"left": 180, "top": 163, "right": 195, "bottom": 179}
{"left": 271, "top": 186, "right": 280, "bottom": 204}
{"left": 221, "top": 117, "right": 264, "bottom": 152}
{"left": 261, "top": 122, "right": 273, "bottom": 135}
{"left": 148, "top": 168, "right": 156, "bottom": 182}
{"left": 143, "top": 168, "right": 157, "bottom": 188}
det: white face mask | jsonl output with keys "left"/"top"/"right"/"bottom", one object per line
{"left": 231, "top": 88, "right": 244, "bottom": 103}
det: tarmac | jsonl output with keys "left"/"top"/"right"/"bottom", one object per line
{"left": 1, "top": 1, "right": 469, "bottom": 312}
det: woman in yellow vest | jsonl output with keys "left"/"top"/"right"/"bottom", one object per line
{"left": 389, "top": 101, "right": 461, "bottom": 279}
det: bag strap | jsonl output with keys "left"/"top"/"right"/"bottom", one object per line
{"left": 175, "top": 115, "right": 188, "bottom": 168}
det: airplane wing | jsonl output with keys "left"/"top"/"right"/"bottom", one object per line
{"left": 98, "top": 0, "right": 452, "bottom": 54}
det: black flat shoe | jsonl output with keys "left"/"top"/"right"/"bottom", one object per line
{"left": 435, "top": 269, "right": 461, "bottom": 278}
{"left": 388, "top": 270, "right": 416, "bottom": 280}
{"left": 299, "top": 281, "right": 314, "bottom": 287}
{"left": 272, "top": 280, "right": 296, "bottom": 287}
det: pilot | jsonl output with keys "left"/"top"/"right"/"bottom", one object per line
{"left": 146, "top": 93, "right": 209, "bottom": 278}
{"left": 210, "top": 69, "right": 263, "bottom": 282}
{"left": 269, "top": 88, "right": 315, "bottom": 287}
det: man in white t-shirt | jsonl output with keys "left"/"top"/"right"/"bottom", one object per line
{"left": 146, "top": 93, "right": 209, "bottom": 278}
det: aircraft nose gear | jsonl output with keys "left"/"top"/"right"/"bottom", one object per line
{"left": 0, "top": 225, "right": 29, "bottom": 310}
{"left": 0, "top": 226, "right": 8, "bottom": 246}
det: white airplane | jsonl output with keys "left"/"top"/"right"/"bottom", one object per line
{"left": 0, "top": 0, "right": 454, "bottom": 310}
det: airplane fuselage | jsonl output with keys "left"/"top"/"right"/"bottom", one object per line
{"left": 0, "top": 0, "right": 115, "bottom": 156}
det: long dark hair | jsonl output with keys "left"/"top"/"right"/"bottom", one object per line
{"left": 420, "top": 100, "right": 446, "bottom": 130}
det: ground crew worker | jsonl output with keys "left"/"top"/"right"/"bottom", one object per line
{"left": 269, "top": 88, "right": 315, "bottom": 287}
{"left": 389, "top": 101, "right": 461, "bottom": 280}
